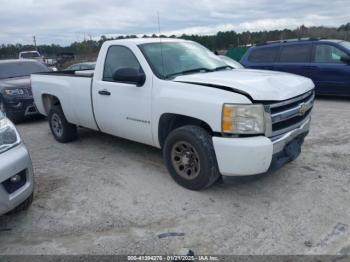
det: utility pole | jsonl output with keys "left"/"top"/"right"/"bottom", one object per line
{"left": 33, "top": 36, "right": 37, "bottom": 49}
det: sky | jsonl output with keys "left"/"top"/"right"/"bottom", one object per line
{"left": 0, "top": 0, "right": 349, "bottom": 46}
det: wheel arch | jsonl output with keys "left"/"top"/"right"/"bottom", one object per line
{"left": 158, "top": 113, "right": 214, "bottom": 148}
{"left": 41, "top": 94, "right": 61, "bottom": 115}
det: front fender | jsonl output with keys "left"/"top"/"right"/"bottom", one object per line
{"left": 151, "top": 79, "right": 252, "bottom": 147}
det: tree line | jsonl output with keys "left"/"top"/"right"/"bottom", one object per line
{"left": 1, "top": 23, "right": 350, "bottom": 59}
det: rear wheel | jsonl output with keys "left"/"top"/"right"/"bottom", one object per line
{"left": 163, "top": 125, "right": 220, "bottom": 190}
{"left": 48, "top": 105, "right": 77, "bottom": 143}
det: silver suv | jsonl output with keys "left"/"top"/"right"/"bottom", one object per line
{"left": 0, "top": 112, "right": 34, "bottom": 215}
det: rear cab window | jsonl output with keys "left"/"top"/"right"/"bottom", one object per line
{"left": 248, "top": 47, "right": 279, "bottom": 63}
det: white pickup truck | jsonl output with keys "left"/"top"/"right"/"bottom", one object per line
{"left": 32, "top": 38, "right": 315, "bottom": 190}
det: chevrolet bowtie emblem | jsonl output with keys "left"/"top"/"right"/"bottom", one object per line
{"left": 299, "top": 103, "right": 308, "bottom": 116}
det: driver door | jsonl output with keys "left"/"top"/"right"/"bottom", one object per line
{"left": 92, "top": 45, "right": 153, "bottom": 145}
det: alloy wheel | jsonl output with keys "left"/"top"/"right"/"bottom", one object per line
{"left": 171, "top": 141, "right": 201, "bottom": 180}
{"left": 51, "top": 113, "right": 63, "bottom": 137}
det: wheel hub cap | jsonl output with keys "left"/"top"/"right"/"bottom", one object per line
{"left": 51, "top": 113, "right": 63, "bottom": 137}
{"left": 171, "top": 141, "right": 200, "bottom": 180}
{"left": 181, "top": 154, "right": 190, "bottom": 165}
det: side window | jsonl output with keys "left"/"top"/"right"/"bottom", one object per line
{"left": 248, "top": 47, "right": 278, "bottom": 63}
{"left": 279, "top": 44, "right": 311, "bottom": 63}
{"left": 314, "top": 44, "right": 347, "bottom": 63}
{"left": 103, "top": 46, "right": 142, "bottom": 82}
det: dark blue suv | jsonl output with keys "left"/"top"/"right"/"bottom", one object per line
{"left": 241, "top": 39, "right": 350, "bottom": 96}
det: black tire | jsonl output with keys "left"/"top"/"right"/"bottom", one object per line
{"left": 48, "top": 105, "right": 77, "bottom": 143}
{"left": 7, "top": 193, "right": 33, "bottom": 215}
{"left": 163, "top": 125, "right": 221, "bottom": 190}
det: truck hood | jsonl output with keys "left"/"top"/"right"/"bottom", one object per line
{"left": 173, "top": 69, "right": 314, "bottom": 101}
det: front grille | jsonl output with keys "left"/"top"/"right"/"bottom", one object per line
{"left": 265, "top": 90, "right": 314, "bottom": 138}
{"left": 25, "top": 88, "right": 32, "bottom": 96}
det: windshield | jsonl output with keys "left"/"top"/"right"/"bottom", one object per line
{"left": 220, "top": 56, "right": 244, "bottom": 69}
{"left": 0, "top": 61, "right": 49, "bottom": 79}
{"left": 139, "top": 42, "right": 229, "bottom": 79}
{"left": 20, "top": 52, "right": 40, "bottom": 58}
{"left": 340, "top": 41, "right": 350, "bottom": 51}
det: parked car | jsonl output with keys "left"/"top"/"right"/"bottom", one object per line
{"left": 0, "top": 59, "right": 49, "bottom": 123}
{"left": 32, "top": 38, "right": 314, "bottom": 190}
{"left": 19, "top": 50, "right": 44, "bottom": 63}
{"left": 64, "top": 62, "right": 96, "bottom": 71}
{"left": 0, "top": 112, "right": 34, "bottom": 215}
{"left": 241, "top": 38, "right": 350, "bottom": 96}
{"left": 219, "top": 55, "right": 244, "bottom": 69}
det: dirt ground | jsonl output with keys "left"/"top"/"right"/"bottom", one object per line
{"left": 0, "top": 97, "right": 349, "bottom": 255}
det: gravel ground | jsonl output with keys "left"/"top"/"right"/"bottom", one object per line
{"left": 0, "top": 97, "right": 349, "bottom": 255}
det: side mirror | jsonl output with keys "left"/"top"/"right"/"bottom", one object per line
{"left": 340, "top": 55, "right": 350, "bottom": 64}
{"left": 112, "top": 67, "right": 146, "bottom": 86}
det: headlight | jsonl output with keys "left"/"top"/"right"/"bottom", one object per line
{"left": 0, "top": 117, "right": 21, "bottom": 154}
{"left": 222, "top": 104, "right": 265, "bottom": 134}
{"left": 4, "top": 88, "right": 25, "bottom": 96}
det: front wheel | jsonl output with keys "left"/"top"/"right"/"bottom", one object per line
{"left": 48, "top": 105, "right": 77, "bottom": 143}
{"left": 163, "top": 125, "right": 221, "bottom": 190}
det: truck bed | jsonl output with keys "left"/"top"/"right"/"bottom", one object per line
{"left": 34, "top": 69, "right": 94, "bottom": 78}
{"left": 31, "top": 71, "right": 98, "bottom": 130}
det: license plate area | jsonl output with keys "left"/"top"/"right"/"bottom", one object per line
{"left": 269, "top": 132, "right": 307, "bottom": 172}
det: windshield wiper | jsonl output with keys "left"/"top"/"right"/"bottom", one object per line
{"left": 165, "top": 68, "right": 213, "bottom": 79}
{"left": 213, "top": 65, "right": 232, "bottom": 71}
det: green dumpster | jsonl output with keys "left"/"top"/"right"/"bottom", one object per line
{"left": 226, "top": 47, "right": 249, "bottom": 62}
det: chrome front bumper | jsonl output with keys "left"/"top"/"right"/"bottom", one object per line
{"left": 215, "top": 116, "right": 311, "bottom": 178}
{"left": 272, "top": 117, "right": 311, "bottom": 154}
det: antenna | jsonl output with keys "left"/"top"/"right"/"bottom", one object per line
{"left": 157, "top": 12, "right": 165, "bottom": 77}
{"left": 157, "top": 12, "right": 161, "bottom": 36}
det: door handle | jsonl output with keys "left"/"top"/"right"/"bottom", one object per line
{"left": 98, "top": 89, "right": 111, "bottom": 96}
